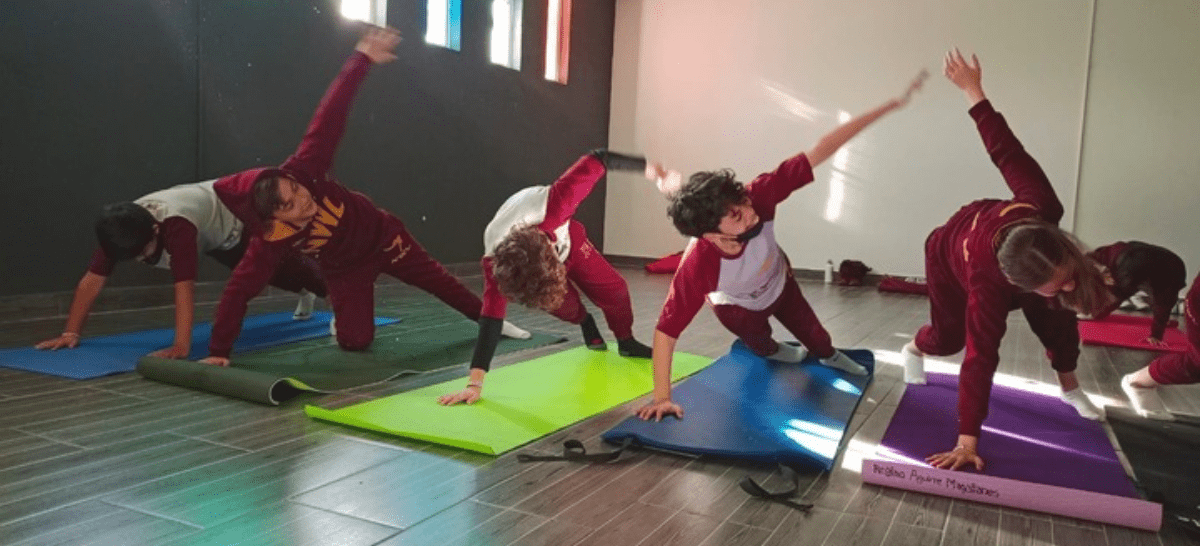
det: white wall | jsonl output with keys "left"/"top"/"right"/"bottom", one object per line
{"left": 605, "top": 0, "right": 1096, "bottom": 276}
{"left": 1074, "top": 0, "right": 1200, "bottom": 279}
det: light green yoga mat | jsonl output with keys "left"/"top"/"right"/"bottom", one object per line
{"left": 305, "top": 347, "right": 711, "bottom": 455}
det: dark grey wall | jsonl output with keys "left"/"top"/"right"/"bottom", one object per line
{"left": 0, "top": 0, "right": 616, "bottom": 296}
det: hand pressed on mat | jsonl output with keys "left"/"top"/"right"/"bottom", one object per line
{"left": 927, "top": 434, "right": 984, "bottom": 471}
{"left": 199, "top": 356, "right": 230, "bottom": 367}
{"left": 637, "top": 398, "right": 683, "bottom": 421}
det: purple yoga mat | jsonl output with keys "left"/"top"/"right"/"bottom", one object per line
{"left": 875, "top": 372, "right": 1134, "bottom": 495}
{"left": 862, "top": 372, "right": 1161, "bottom": 531}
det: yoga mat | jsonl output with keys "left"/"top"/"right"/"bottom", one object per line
{"left": 602, "top": 342, "right": 875, "bottom": 471}
{"left": 138, "top": 320, "right": 564, "bottom": 405}
{"left": 1079, "top": 314, "right": 1186, "bottom": 353}
{"left": 0, "top": 312, "right": 396, "bottom": 380}
{"left": 1109, "top": 408, "right": 1200, "bottom": 539}
{"left": 305, "top": 346, "right": 711, "bottom": 455}
{"left": 862, "top": 372, "right": 1160, "bottom": 531}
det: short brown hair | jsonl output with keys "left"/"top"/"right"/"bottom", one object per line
{"left": 252, "top": 176, "right": 285, "bottom": 221}
{"left": 997, "top": 223, "right": 1109, "bottom": 315}
{"left": 493, "top": 226, "right": 568, "bottom": 310}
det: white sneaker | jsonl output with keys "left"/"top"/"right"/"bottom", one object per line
{"left": 293, "top": 290, "right": 316, "bottom": 320}
{"left": 501, "top": 320, "right": 532, "bottom": 339}
{"left": 1062, "top": 388, "right": 1105, "bottom": 421}
{"left": 1120, "top": 374, "right": 1175, "bottom": 421}
{"left": 768, "top": 343, "right": 808, "bottom": 363}
{"left": 821, "top": 350, "right": 868, "bottom": 376}
{"left": 902, "top": 342, "right": 926, "bottom": 385}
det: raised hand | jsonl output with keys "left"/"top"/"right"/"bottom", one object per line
{"left": 356, "top": 27, "right": 402, "bottom": 64}
{"left": 896, "top": 69, "right": 930, "bottom": 108}
{"left": 943, "top": 48, "right": 985, "bottom": 105}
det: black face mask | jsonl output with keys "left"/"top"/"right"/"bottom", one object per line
{"left": 735, "top": 221, "right": 764, "bottom": 243}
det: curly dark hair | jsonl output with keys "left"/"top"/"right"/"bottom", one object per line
{"left": 997, "top": 222, "right": 1109, "bottom": 315}
{"left": 667, "top": 169, "right": 747, "bottom": 237}
{"left": 95, "top": 202, "right": 157, "bottom": 261}
{"left": 493, "top": 225, "right": 569, "bottom": 311}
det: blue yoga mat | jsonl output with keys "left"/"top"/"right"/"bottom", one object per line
{"left": 602, "top": 341, "right": 874, "bottom": 470}
{"left": 0, "top": 312, "right": 399, "bottom": 380}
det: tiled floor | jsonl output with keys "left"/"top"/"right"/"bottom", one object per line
{"left": 0, "top": 269, "right": 1196, "bottom": 545}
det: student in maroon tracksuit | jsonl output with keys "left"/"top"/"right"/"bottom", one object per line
{"left": 1087, "top": 241, "right": 1186, "bottom": 346}
{"left": 636, "top": 71, "right": 929, "bottom": 422}
{"left": 1121, "top": 273, "right": 1199, "bottom": 421}
{"left": 201, "top": 28, "right": 525, "bottom": 365}
{"left": 34, "top": 188, "right": 326, "bottom": 360}
{"left": 437, "top": 150, "right": 668, "bottom": 406}
{"left": 903, "top": 50, "right": 1113, "bottom": 472}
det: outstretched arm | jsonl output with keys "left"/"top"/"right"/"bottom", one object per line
{"left": 805, "top": 69, "right": 927, "bottom": 168}
{"left": 948, "top": 48, "right": 1063, "bottom": 222}
{"left": 636, "top": 329, "right": 685, "bottom": 421}
{"left": 284, "top": 27, "right": 401, "bottom": 179}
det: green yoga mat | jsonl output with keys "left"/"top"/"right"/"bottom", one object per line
{"left": 137, "top": 320, "right": 565, "bottom": 405}
{"left": 305, "top": 346, "right": 711, "bottom": 455}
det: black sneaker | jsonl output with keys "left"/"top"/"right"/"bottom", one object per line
{"left": 617, "top": 338, "right": 652, "bottom": 358}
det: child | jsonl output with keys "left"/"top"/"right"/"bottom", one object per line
{"left": 1120, "top": 272, "right": 1198, "bottom": 420}
{"left": 1087, "top": 241, "right": 1186, "bottom": 346}
{"left": 35, "top": 183, "right": 325, "bottom": 359}
{"left": 200, "top": 28, "right": 525, "bottom": 365}
{"left": 903, "top": 50, "right": 1111, "bottom": 472}
{"left": 437, "top": 150, "right": 668, "bottom": 406}
{"left": 636, "top": 71, "right": 927, "bottom": 422}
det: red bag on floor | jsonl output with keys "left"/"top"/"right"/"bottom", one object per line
{"left": 645, "top": 251, "right": 684, "bottom": 274}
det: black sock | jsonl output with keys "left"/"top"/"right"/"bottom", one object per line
{"left": 581, "top": 314, "right": 606, "bottom": 350}
{"left": 617, "top": 337, "right": 652, "bottom": 358}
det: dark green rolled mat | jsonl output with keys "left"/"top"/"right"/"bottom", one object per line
{"left": 136, "top": 357, "right": 313, "bottom": 405}
{"left": 136, "top": 320, "right": 566, "bottom": 405}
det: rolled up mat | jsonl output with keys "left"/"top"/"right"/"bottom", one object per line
{"left": 136, "top": 320, "right": 564, "bottom": 404}
{"left": 136, "top": 357, "right": 314, "bottom": 405}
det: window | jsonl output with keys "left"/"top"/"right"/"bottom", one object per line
{"left": 340, "top": 0, "right": 387, "bottom": 26}
{"left": 544, "top": 0, "right": 571, "bottom": 83}
{"left": 426, "top": 0, "right": 463, "bottom": 51}
{"left": 490, "top": 0, "right": 523, "bottom": 69}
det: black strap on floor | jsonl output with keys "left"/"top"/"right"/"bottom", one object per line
{"left": 516, "top": 437, "right": 634, "bottom": 464}
{"left": 738, "top": 464, "right": 814, "bottom": 512}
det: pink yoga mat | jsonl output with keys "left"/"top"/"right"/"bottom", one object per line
{"left": 862, "top": 373, "right": 1161, "bottom": 531}
{"left": 1079, "top": 314, "right": 1186, "bottom": 353}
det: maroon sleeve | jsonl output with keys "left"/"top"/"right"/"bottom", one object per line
{"left": 1020, "top": 297, "right": 1081, "bottom": 373}
{"left": 745, "top": 153, "right": 815, "bottom": 221}
{"left": 655, "top": 243, "right": 720, "bottom": 338}
{"left": 957, "top": 275, "right": 1012, "bottom": 436}
{"left": 540, "top": 154, "right": 607, "bottom": 231}
{"left": 159, "top": 217, "right": 199, "bottom": 283}
{"left": 480, "top": 256, "right": 508, "bottom": 320}
{"left": 208, "top": 237, "right": 286, "bottom": 358}
{"left": 280, "top": 52, "right": 373, "bottom": 184}
{"left": 87, "top": 248, "right": 116, "bottom": 277}
{"left": 969, "top": 100, "right": 1063, "bottom": 224}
